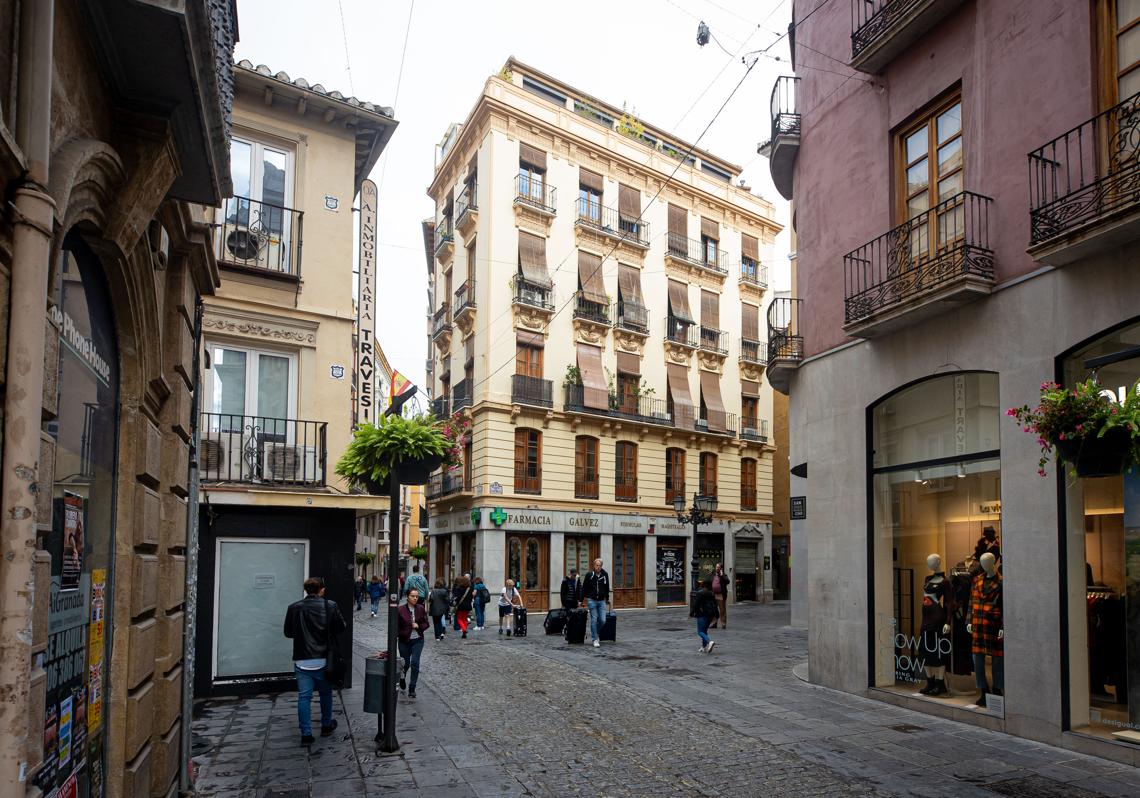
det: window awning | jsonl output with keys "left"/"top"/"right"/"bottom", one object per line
{"left": 520, "top": 143, "right": 547, "bottom": 171}
{"left": 741, "top": 233, "right": 758, "bottom": 261}
{"left": 619, "top": 184, "right": 641, "bottom": 218}
{"left": 616, "top": 351, "right": 640, "bottom": 375}
{"left": 579, "top": 168, "right": 603, "bottom": 194}
{"left": 517, "top": 331, "right": 544, "bottom": 347}
{"left": 577, "top": 250, "right": 608, "bottom": 304}
{"left": 518, "top": 231, "right": 552, "bottom": 288}
{"left": 701, "top": 216, "right": 719, "bottom": 240}
{"left": 701, "top": 290, "right": 720, "bottom": 329}
{"left": 668, "top": 203, "right": 687, "bottom": 237}
{"left": 700, "top": 370, "right": 727, "bottom": 433}
{"left": 741, "top": 378, "right": 759, "bottom": 397}
{"left": 577, "top": 343, "right": 608, "bottom": 410}
{"left": 618, "top": 264, "right": 643, "bottom": 305}
{"left": 667, "top": 363, "right": 694, "bottom": 428}
{"left": 668, "top": 280, "right": 694, "bottom": 323}
{"left": 742, "top": 302, "right": 760, "bottom": 340}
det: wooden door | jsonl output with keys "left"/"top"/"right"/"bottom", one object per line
{"left": 435, "top": 536, "right": 452, "bottom": 586}
{"left": 460, "top": 533, "right": 476, "bottom": 577}
{"left": 506, "top": 533, "right": 549, "bottom": 611}
{"left": 612, "top": 537, "right": 644, "bottom": 608}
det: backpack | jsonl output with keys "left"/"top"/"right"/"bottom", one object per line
{"left": 478, "top": 585, "right": 491, "bottom": 605}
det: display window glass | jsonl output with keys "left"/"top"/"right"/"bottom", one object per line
{"left": 1062, "top": 318, "right": 1140, "bottom": 744}
{"left": 871, "top": 372, "right": 1005, "bottom": 715}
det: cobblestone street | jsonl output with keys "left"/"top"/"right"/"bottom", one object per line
{"left": 191, "top": 603, "right": 1140, "bottom": 797}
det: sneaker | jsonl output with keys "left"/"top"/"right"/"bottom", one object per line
{"left": 593, "top": 640, "right": 600, "bottom": 648}
{"left": 301, "top": 734, "right": 314, "bottom": 745}
{"left": 706, "top": 641, "right": 716, "bottom": 654}
{"left": 408, "top": 691, "right": 416, "bottom": 700}
{"left": 506, "top": 630, "right": 512, "bottom": 637}
{"left": 399, "top": 676, "right": 406, "bottom": 691}
{"left": 371, "top": 612, "right": 376, "bottom": 618}
{"left": 320, "top": 720, "right": 338, "bottom": 737}
{"left": 698, "top": 645, "right": 707, "bottom": 653}
{"left": 498, "top": 628, "right": 503, "bottom": 635}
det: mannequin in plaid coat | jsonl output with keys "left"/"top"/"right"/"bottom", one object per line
{"left": 966, "top": 552, "right": 1003, "bottom": 705}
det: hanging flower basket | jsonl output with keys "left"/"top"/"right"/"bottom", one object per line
{"left": 1008, "top": 378, "right": 1140, "bottom": 479}
{"left": 336, "top": 412, "right": 468, "bottom": 492}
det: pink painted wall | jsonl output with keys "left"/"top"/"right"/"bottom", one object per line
{"left": 792, "top": 0, "right": 1094, "bottom": 356}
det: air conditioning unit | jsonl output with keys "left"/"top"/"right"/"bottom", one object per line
{"left": 225, "top": 228, "right": 266, "bottom": 261}
{"left": 262, "top": 443, "right": 321, "bottom": 483}
{"left": 199, "top": 434, "right": 254, "bottom": 481}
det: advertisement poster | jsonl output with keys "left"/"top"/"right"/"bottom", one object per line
{"left": 87, "top": 569, "right": 105, "bottom": 737}
{"left": 58, "top": 695, "right": 73, "bottom": 768}
{"left": 655, "top": 544, "right": 686, "bottom": 604}
{"left": 61, "top": 494, "right": 84, "bottom": 592}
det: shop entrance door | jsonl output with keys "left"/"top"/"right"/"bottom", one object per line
{"left": 612, "top": 537, "right": 645, "bottom": 608}
{"left": 734, "top": 541, "right": 758, "bottom": 601}
{"left": 435, "top": 536, "right": 452, "bottom": 586}
{"left": 506, "top": 534, "right": 549, "bottom": 611}
{"left": 565, "top": 535, "right": 600, "bottom": 580}
{"left": 772, "top": 536, "right": 790, "bottom": 600}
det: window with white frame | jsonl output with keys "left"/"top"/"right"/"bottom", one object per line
{"left": 205, "top": 342, "right": 297, "bottom": 434}
{"left": 218, "top": 137, "right": 298, "bottom": 273}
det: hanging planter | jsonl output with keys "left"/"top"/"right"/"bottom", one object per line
{"left": 336, "top": 412, "right": 469, "bottom": 492}
{"left": 1008, "top": 378, "right": 1140, "bottom": 479}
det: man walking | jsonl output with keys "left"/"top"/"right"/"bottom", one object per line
{"left": 353, "top": 575, "right": 365, "bottom": 612}
{"left": 283, "top": 577, "right": 346, "bottom": 745}
{"left": 404, "top": 564, "right": 430, "bottom": 604}
{"left": 582, "top": 558, "right": 610, "bottom": 648}
{"left": 712, "top": 563, "right": 729, "bottom": 629}
{"left": 560, "top": 568, "right": 582, "bottom": 610}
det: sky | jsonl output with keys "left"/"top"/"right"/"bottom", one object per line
{"left": 233, "top": 0, "right": 795, "bottom": 389}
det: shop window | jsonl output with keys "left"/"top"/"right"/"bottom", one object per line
{"left": 699, "top": 452, "right": 718, "bottom": 498}
{"left": 741, "top": 458, "right": 757, "bottom": 511}
{"left": 566, "top": 537, "right": 595, "bottom": 577}
{"left": 1062, "top": 318, "right": 1140, "bottom": 743}
{"left": 574, "top": 436, "right": 599, "bottom": 499}
{"left": 514, "top": 428, "right": 542, "bottom": 494}
{"left": 870, "top": 372, "right": 1003, "bottom": 713}
{"left": 615, "top": 441, "right": 638, "bottom": 502}
{"left": 666, "top": 447, "right": 685, "bottom": 504}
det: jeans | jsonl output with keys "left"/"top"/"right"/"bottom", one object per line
{"left": 696, "top": 616, "right": 711, "bottom": 647}
{"left": 370, "top": 598, "right": 380, "bottom": 615}
{"left": 973, "top": 652, "right": 1004, "bottom": 693}
{"left": 294, "top": 665, "right": 333, "bottom": 736}
{"left": 432, "top": 614, "right": 446, "bottom": 639}
{"left": 355, "top": 594, "right": 362, "bottom": 611}
{"left": 474, "top": 600, "right": 486, "bottom": 628}
{"left": 587, "top": 598, "right": 606, "bottom": 641}
{"left": 398, "top": 637, "right": 425, "bottom": 693}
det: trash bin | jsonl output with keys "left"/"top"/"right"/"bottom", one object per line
{"left": 363, "top": 653, "right": 390, "bottom": 714}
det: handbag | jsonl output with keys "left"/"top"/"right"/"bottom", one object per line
{"left": 324, "top": 598, "right": 347, "bottom": 689}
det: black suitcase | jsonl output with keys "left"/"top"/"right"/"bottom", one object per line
{"left": 543, "top": 608, "right": 567, "bottom": 635}
{"left": 513, "top": 606, "right": 528, "bottom": 637}
{"left": 565, "top": 608, "right": 588, "bottom": 644}
{"left": 599, "top": 611, "right": 617, "bottom": 642}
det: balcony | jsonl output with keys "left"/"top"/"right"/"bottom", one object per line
{"left": 453, "top": 279, "right": 476, "bottom": 334}
{"left": 455, "top": 183, "right": 478, "bottom": 236}
{"left": 843, "top": 191, "right": 994, "bottom": 338}
{"left": 452, "top": 378, "right": 472, "bottom": 412}
{"left": 1028, "top": 91, "right": 1140, "bottom": 265}
{"left": 574, "top": 198, "right": 651, "bottom": 256}
{"left": 696, "top": 411, "right": 738, "bottom": 437}
{"left": 665, "top": 233, "right": 729, "bottom": 280}
{"left": 765, "top": 76, "right": 800, "bottom": 201}
{"left": 575, "top": 476, "right": 599, "bottom": 500}
{"left": 213, "top": 196, "right": 304, "bottom": 278}
{"left": 613, "top": 300, "right": 649, "bottom": 337}
{"left": 511, "top": 374, "right": 553, "bottom": 409}
{"left": 741, "top": 485, "right": 757, "bottom": 511}
{"left": 432, "top": 302, "right": 453, "bottom": 350}
{"left": 563, "top": 385, "right": 735, "bottom": 437}
{"left": 431, "top": 395, "right": 451, "bottom": 419}
{"left": 739, "top": 339, "right": 768, "bottom": 378}
{"left": 664, "top": 317, "right": 698, "bottom": 348}
{"left": 199, "top": 413, "right": 327, "bottom": 486}
{"left": 434, "top": 218, "right": 454, "bottom": 262}
{"left": 739, "top": 258, "right": 769, "bottom": 298}
{"left": 615, "top": 475, "right": 637, "bottom": 503}
{"left": 699, "top": 326, "right": 729, "bottom": 356}
{"left": 512, "top": 277, "right": 554, "bottom": 311}
{"left": 850, "top": 0, "right": 966, "bottom": 74}
{"left": 427, "top": 471, "right": 468, "bottom": 501}
{"left": 572, "top": 291, "right": 611, "bottom": 343}
{"left": 514, "top": 173, "right": 557, "bottom": 232}
{"left": 740, "top": 418, "right": 769, "bottom": 444}
{"left": 767, "top": 297, "right": 803, "bottom": 396}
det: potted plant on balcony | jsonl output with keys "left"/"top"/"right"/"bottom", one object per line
{"left": 1008, "top": 379, "right": 1140, "bottom": 478}
{"left": 336, "top": 412, "right": 468, "bottom": 493}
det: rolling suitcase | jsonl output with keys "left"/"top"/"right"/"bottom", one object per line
{"left": 513, "top": 606, "right": 528, "bottom": 637}
{"left": 565, "top": 608, "right": 588, "bottom": 644}
{"left": 599, "top": 610, "right": 617, "bottom": 642}
{"left": 543, "top": 608, "right": 567, "bottom": 635}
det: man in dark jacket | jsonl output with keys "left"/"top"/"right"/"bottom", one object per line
{"left": 284, "top": 577, "right": 347, "bottom": 744}
{"left": 560, "top": 568, "right": 582, "bottom": 610}
{"left": 582, "top": 559, "right": 610, "bottom": 648}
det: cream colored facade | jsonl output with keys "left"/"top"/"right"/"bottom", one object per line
{"left": 425, "top": 59, "right": 781, "bottom": 609}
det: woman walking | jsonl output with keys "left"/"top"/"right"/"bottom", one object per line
{"left": 498, "top": 578, "right": 523, "bottom": 637}
{"left": 396, "top": 587, "right": 430, "bottom": 699}
{"left": 452, "top": 575, "right": 474, "bottom": 639}
{"left": 472, "top": 575, "right": 489, "bottom": 631}
{"left": 692, "top": 578, "right": 719, "bottom": 654}
{"left": 427, "top": 578, "right": 450, "bottom": 640}
{"left": 367, "top": 575, "right": 384, "bottom": 618}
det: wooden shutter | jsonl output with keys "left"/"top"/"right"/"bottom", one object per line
{"left": 667, "top": 363, "right": 694, "bottom": 428}
{"left": 741, "top": 302, "right": 760, "bottom": 340}
{"left": 616, "top": 351, "right": 640, "bottom": 375}
{"left": 701, "top": 290, "right": 720, "bottom": 328}
{"left": 741, "top": 233, "right": 759, "bottom": 261}
{"left": 667, "top": 280, "right": 694, "bottom": 322}
{"left": 579, "top": 168, "right": 604, "bottom": 194}
{"left": 668, "top": 204, "right": 687, "bottom": 236}
{"left": 618, "top": 184, "right": 640, "bottom": 217}
{"left": 518, "top": 232, "right": 552, "bottom": 287}
{"left": 701, "top": 217, "right": 719, "bottom": 239}
{"left": 577, "top": 250, "right": 608, "bottom": 303}
{"left": 576, "top": 343, "right": 608, "bottom": 410}
{"left": 618, "top": 264, "right": 643, "bottom": 305}
{"left": 700, "top": 370, "right": 727, "bottom": 433}
{"left": 701, "top": 453, "right": 718, "bottom": 497}
{"left": 519, "top": 143, "right": 546, "bottom": 171}
{"left": 741, "top": 379, "right": 759, "bottom": 397}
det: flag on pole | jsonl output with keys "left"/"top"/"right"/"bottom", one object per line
{"left": 385, "top": 371, "right": 416, "bottom": 416}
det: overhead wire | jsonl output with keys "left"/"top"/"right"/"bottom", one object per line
{"left": 376, "top": 0, "right": 417, "bottom": 196}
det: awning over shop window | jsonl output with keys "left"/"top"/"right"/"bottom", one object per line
{"left": 668, "top": 280, "right": 693, "bottom": 323}
{"left": 577, "top": 342, "right": 608, "bottom": 410}
{"left": 667, "top": 363, "right": 694, "bottom": 429}
{"left": 700, "top": 370, "right": 727, "bottom": 433}
{"left": 518, "top": 231, "right": 552, "bottom": 288}
{"left": 577, "top": 250, "right": 608, "bottom": 304}
{"left": 520, "top": 143, "right": 546, "bottom": 171}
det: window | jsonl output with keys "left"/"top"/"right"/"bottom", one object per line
{"left": 1097, "top": 1, "right": 1140, "bottom": 106}
{"left": 522, "top": 76, "right": 567, "bottom": 105}
{"left": 741, "top": 458, "right": 757, "bottom": 511}
{"left": 574, "top": 436, "right": 599, "bottom": 499}
{"left": 702, "top": 235, "right": 718, "bottom": 266}
{"left": 519, "top": 147, "right": 546, "bottom": 204}
{"left": 616, "top": 372, "right": 638, "bottom": 414}
{"left": 228, "top": 136, "right": 293, "bottom": 214}
{"left": 579, "top": 169, "right": 603, "bottom": 225}
{"left": 465, "top": 239, "right": 476, "bottom": 284}
{"left": 221, "top": 137, "right": 296, "bottom": 271}
{"left": 666, "top": 448, "right": 686, "bottom": 504}
{"left": 897, "top": 95, "right": 963, "bottom": 259}
{"left": 463, "top": 439, "right": 473, "bottom": 490}
{"left": 206, "top": 342, "right": 296, "bottom": 431}
{"left": 699, "top": 452, "right": 718, "bottom": 498}
{"left": 514, "top": 428, "right": 542, "bottom": 494}
{"left": 515, "top": 343, "right": 543, "bottom": 378}
{"left": 700, "top": 217, "right": 719, "bottom": 268}
{"left": 615, "top": 441, "right": 638, "bottom": 502}
{"left": 742, "top": 397, "right": 758, "bottom": 429}
{"left": 566, "top": 537, "right": 594, "bottom": 576}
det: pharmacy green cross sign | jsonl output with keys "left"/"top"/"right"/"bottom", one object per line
{"left": 470, "top": 508, "right": 481, "bottom": 525}
{"left": 490, "top": 507, "right": 507, "bottom": 527}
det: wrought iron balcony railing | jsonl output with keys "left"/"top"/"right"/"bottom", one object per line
{"left": 564, "top": 384, "right": 674, "bottom": 428}
{"left": 456, "top": 183, "right": 477, "bottom": 224}
{"left": 575, "top": 476, "right": 599, "bottom": 500}
{"left": 427, "top": 470, "right": 466, "bottom": 500}
{"left": 741, "top": 485, "right": 757, "bottom": 511}
{"left": 434, "top": 217, "right": 453, "bottom": 255}
{"left": 843, "top": 191, "right": 993, "bottom": 324}
{"left": 199, "top": 413, "right": 327, "bottom": 486}
{"left": 770, "top": 76, "right": 801, "bottom": 143}
{"left": 511, "top": 374, "right": 553, "bottom": 408}
{"left": 573, "top": 291, "right": 610, "bottom": 324}
{"left": 740, "top": 338, "right": 768, "bottom": 365}
{"left": 454, "top": 279, "right": 476, "bottom": 317}
{"left": 515, "top": 173, "right": 557, "bottom": 214}
{"left": 665, "top": 316, "right": 698, "bottom": 347}
{"left": 768, "top": 297, "right": 804, "bottom": 363}
{"left": 512, "top": 276, "right": 554, "bottom": 310}
{"left": 432, "top": 302, "right": 452, "bottom": 338}
{"left": 575, "top": 198, "right": 651, "bottom": 247}
{"left": 452, "top": 378, "right": 472, "bottom": 411}
{"left": 431, "top": 395, "right": 450, "bottom": 419}
{"left": 699, "top": 326, "right": 729, "bottom": 356}
{"left": 214, "top": 196, "right": 304, "bottom": 276}
{"left": 1028, "top": 90, "right": 1140, "bottom": 246}
{"left": 696, "top": 411, "right": 738, "bottom": 436}
{"left": 740, "top": 258, "right": 769, "bottom": 288}
{"left": 666, "top": 233, "right": 729, "bottom": 275}
{"left": 740, "top": 418, "right": 769, "bottom": 443}
{"left": 615, "top": 474, "right": 637, "bottom": 502}
{"left": 614, "top": 300, "right": 649, "bottom": 334}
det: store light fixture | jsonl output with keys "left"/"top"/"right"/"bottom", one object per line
{"left": 914, "top": 470, "right": 923, "bottom": 483}
{"left": 956, "top": 463, "right": 966, "bottom": 479}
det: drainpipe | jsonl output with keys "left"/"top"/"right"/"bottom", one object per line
{"left": 179, "top": 298, "right": 204, "bottom": 793}
{"left": 0, "top": 0, "right": 55, "bottom": 792}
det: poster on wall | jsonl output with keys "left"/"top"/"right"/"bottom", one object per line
{"left": 656, "top": 544, "right": 686, "bottom": 604}
{"left": 87, "top": 569, "right": 105, "bottom": 737}
{"left": 61, "top": 493, "right": 84, "bottom": 592}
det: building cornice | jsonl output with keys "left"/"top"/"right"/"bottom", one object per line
{"left": 202, "top": 303, "right": 320, "bottom": 346}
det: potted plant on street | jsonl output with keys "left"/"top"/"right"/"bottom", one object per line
{"left": 1008, "top": 378, "right": 1140, "bottom": 478}
{"left": 336, "top": 412, "right": 468, "bottom": 493}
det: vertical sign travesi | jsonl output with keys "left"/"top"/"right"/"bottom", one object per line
{"left": 954, "top": 375, "right": 966, "bottom": 455}
{"left": 356, "top": 179, "right": 378, "bottom": 425}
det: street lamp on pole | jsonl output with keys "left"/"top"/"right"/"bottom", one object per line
{"left": 674, "top": 493, "right": 717, "bottom": 596}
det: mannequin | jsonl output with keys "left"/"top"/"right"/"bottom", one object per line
{"left": 966, "top": 551, "right": 1003, "bottom": 707}
{"left": 918, "top": 554, "right": 953, "bottom": 696}
{"left": 973, "top": 526, "right": 1000, "bottom": 563}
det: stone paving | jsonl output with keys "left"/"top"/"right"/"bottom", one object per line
{"left": 191, "top": 603, "right": 1140, "bottom": 797}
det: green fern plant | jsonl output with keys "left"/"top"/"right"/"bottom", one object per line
{"left": 336, "top": 414, "right": 448, "bottom": 488}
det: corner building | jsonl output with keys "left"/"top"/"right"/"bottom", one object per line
{"left": 771, "top": 0, "right": 1140, "bottom": 766}
{"left": 426, "top": 59, "right": 782, "bottom": 613}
